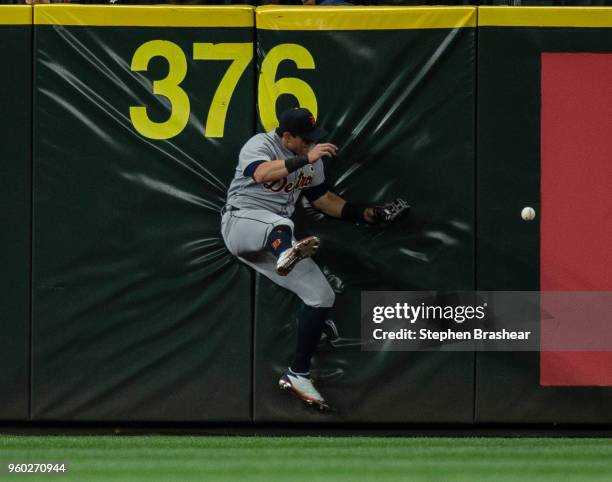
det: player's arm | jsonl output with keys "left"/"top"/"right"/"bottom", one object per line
{"left": 248, "top": 143, "right": 338, "bottom": 184}
{"left": 312, "top": 191, "right": 410, "bottom": 225}
{"left": 311, "top": 191, "right": 376, "bottom": 223}
{"left": 248, "top": 159, "right": 289, "bottom": 184}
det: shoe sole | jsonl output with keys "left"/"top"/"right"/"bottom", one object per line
{"left": 279, "top": 378, "right": 329, "bottom": 411}
{"left": 276, "top": 236, "right": 320, "bottom": 277}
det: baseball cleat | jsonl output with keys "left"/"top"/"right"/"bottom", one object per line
{"left": 278, "top": 369, "right": 329, "bottom": 411}
{"left": 276, "top": 236, "right": 320, "bottom": 276}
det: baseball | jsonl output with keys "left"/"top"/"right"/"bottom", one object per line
{"left": 521, "top": 207, "right": 536, "bottom": 221}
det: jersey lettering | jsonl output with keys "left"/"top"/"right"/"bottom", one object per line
{"left": 264, "top": 172, "right": 313, "bottom": 194}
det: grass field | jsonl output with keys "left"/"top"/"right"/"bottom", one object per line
{"left": 1, "top": 436, "right": 612, "bottom": 481}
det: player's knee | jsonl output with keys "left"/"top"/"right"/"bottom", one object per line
{"left": 272, "top": 219, "right": 294, "bottom": 233}
{"left": 310, "top": 283, "right": 335, "bottom": 309}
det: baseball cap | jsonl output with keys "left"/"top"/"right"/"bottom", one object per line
{"left": 277, "top": 107, "right": 327, "bottom": 142}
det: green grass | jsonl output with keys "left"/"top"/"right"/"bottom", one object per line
{"left": 1, "top": 436, "right": 612, "bottom": 481}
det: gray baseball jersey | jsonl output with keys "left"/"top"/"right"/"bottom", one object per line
{"left": 220, "top": 130, "right": 334, "bottom": 308}
{"left": 225, "top": 130, "right": 325, "bottom": 218}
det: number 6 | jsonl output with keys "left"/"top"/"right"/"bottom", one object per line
{"left": 258, "top": 44, "right": 318, "bottom": 132}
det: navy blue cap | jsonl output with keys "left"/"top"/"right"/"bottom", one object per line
{"left": 277, "top": 108, "right": 327, "bottom": 142}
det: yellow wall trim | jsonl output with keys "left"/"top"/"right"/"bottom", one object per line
{"left": 13, "top": 5, "right": 612, "bottom": 30}
{"left": 256, "top": 6, "right": 476, "bottom": 31}
{"left": 0, "top": 6, "right": 32, "bottom": 25}
{"left": 479, "top": 7, "right": 612, "bottom": 28}
{"left": 34, "top": 5, "right": 254, "bottom": 28}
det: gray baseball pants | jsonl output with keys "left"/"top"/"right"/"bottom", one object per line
{"left": 221, "top": 209, "right": 335, "bottom": 308}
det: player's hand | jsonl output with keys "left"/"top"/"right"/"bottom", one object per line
{"left": 308, "top": 143, "right": 338, "bottom": 163}
{"left": 367, "top": 198, "right": 410, "bottom": 224}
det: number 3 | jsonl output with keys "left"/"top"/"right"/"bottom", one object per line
{"left": 130, "top": 40, "right": 190, "bottom": 140}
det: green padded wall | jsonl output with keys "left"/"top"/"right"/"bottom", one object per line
{"left": 476, "top": 7, "right": 612, "bottom": 423}
{"left": 32, "top": 6, "right": 255, "bottom": 421}
{"left": 253, "top": 7, "right": 477, "bottom": 422}
{"left": 0, "top": 6, "right": 32, "bottom": 421}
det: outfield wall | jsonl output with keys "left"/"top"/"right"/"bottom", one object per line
{"left": 0, "top": 5, "right": 611, "bottom": 423}
{"left": 477, "top": 7, "right": 612, "bottom": 423}
{"left": 0, "top": 6, "right": 31, "bottom": 421}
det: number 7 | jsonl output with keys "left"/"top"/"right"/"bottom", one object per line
{"left": 193, "top": 43, "right": 253, "bottom": 138}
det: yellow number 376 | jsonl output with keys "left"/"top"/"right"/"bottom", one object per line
{"left": 129, "top": 41, "right": 318, "bottom": 140}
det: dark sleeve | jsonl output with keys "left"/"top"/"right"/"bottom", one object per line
{"left": 243, "top": 160, "right": 267, "bottom": 180}
{"left": 304, "top": 181, "right": 329, "bottom": 203}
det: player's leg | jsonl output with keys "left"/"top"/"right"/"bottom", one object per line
{"left": 237, "top": 253, "right": 335, "bottom": 308}
{"left": 221, "top": 209, "right": 296, "bottom": 256}
{"left": 237, "top": 254, "right": 334, "bottom": 410}
{"left": 280, "top": 262, "right": 334, "bottom": 410}
{"left": 221, "top": 209, "right": 333, "bottom": 409}
{"left": 264, "top": 220, "right": 320, "bottom": 276}
{"left": 243, "top": 256, "right": 334, "bottom": 367}
{"left": 222, "top": 209, "right": 319, "bottom": 276}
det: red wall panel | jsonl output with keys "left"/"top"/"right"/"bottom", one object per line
{"left": 540, "top": 53, "right": 612, "bottom": 386}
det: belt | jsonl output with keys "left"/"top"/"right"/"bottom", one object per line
{"left": 221, "top": 205, "right": 240, "bottom": 216}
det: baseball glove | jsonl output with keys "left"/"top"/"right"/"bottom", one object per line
{"left": 372, "top": 198, "right": 410, "bottom": 223}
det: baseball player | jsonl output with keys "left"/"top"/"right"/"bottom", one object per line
{"left": 221, "top": 107, "right": 408, "bottom": 410}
